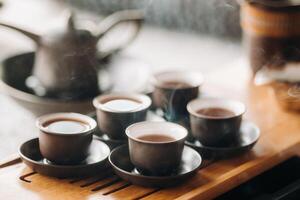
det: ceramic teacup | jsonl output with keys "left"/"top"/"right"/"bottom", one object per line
{"left": 126, "top": 121, "right": 188, "bottom": 176}
{"left": 187, "top": 98, "right": 246, "bottom": 147}
{"left": 36, "top": 112, "right": 97, "bottom": 165}
{"left": 152, "top": 71, "right": 203, "bottom": 120}
{"left": 93, "top": 93, "right": 152, "bottom": 140}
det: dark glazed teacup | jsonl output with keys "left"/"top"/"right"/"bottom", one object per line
{"left": 187, "top": 98, "right": 246, "bottom": 147}
{"left": 93, "top": 93, "right": 151, "bottom": 140}
{"left": 126, "top": 121, "right": 188, "bottom": 176}
{"left": 152, "top": 71, "right": 203, "bottom": 120}
{"left": 36, "top": 113, "right": 97, "bottom": 165}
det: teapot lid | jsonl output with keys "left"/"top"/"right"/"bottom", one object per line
{"left": 243, "top": 0, "right": 300, "bottom": 10}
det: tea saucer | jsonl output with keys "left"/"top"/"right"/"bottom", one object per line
{"left": 109, "top": 145, "right": 202, "bottom": 188}
{"left": 185, "top": 121, "right": 260, "bottom": 159}
{"left": 19, "top": 138, "right": 110, "bottom": 178}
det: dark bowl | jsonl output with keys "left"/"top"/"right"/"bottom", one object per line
{"left": 152, "top": 71, "right": 203, "bottom": 120}
{"left": 93, "top": 93, "right": 152, "bottom": 140}
{"left": 37, "top": 112, "right": 97, "bottom": 165}
{"left": 187, "top": 98, "right": 246, "bottom": 147}
{"left": 126, "top": 121, "right": 188, "bottom": 176}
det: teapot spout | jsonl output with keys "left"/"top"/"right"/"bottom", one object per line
{"left": 0, "top": 23, "right": 41, "bottom": 44}
{"left": 95, "top": 10, "right": 144, "bottom": 58}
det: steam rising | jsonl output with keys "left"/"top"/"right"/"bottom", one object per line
{"left": 66, "top": 0, "right": 241, "bottom": 39}
{"left": 287, "top": 85, "right": 300, "bottom": 99}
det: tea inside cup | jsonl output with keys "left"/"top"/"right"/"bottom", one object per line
{"left": 187, "top": 98, "right": 246, "bottom": 147}
{"left": 126, "top": 121, "right": 187, "bottom": 176}
{"left": 188, "top": 98, "right": 246, "bottom": 119}
{"left": 37, "top": 113, "right": 97, "bottom": 134}
{"left": 126, "top": 121, "right": 187, "bottom": 143}
{"left": 93, "top": 93, "right": 151, "bottom": 113}
{"left": 152, "top": 71, "right": 203, "bottom": 90}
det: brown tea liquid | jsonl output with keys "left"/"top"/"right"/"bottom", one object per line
{"left": 138, "top": 134, "right": 175, "bottom": 142}
{"left": 161, "top": 80, "right": 192, "bottom": 89}
{"left": 103, "top": 98, "right": 142, "bottom": 112}
{"left": 196, "top": 107, "right": 235, "bottom": 118}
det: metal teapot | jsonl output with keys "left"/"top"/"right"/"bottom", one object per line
{"left": 0, "top": 10, "right": 143, "bottom": 99}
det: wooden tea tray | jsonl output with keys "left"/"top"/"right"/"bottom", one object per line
{"left": 2, "top": 65, "right": 300, "bottom": 199}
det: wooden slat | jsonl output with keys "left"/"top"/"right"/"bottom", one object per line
{"left": 106, "top": 185, "right": 158, "bottom": 200}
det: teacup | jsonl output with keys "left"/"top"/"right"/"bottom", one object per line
{"left": 152, "top": 71, "right": 203, "bottom": 120}
{"left": 126, "top": 121, "right": 188, "bottom": 176}
{"left": 36, "top": 112, "right": 97, "bottom": 165}
{"left": 93, "top": 93, "right": 152, "bottom": 140}
{"left": 187, "top": 98, "right": 246, "bottom": 147}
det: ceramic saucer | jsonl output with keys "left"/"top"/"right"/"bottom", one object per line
{"left": 185, "top": 121, "right": 260, "bottom": 159}
{"left": 109, "top": 145, "right": 202, "bottom": 188}
{"left": 19, "top": 138, "right": 110, "bottom": 178}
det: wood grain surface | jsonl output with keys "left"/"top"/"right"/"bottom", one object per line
{"left": 1, "top": 64, "right": 300, "bottom": 199}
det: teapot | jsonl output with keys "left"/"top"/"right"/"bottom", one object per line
{"left": 0, "top": 10, "right": 143, "bottom": 99}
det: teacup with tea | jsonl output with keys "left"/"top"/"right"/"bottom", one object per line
{"left": 36, "top": 112, "right": 97, "bottom": 165}
{"left": 152, "top": 71, "right": 203, "bottom": 120}
{"left": 93, "top": 93, "right": 152, "bottom": 140}
{"left": 187, "top": 98, "right": 246, "bottom": 147}
{"left": 126, "top": 121, "right": 188, "bottom": 176}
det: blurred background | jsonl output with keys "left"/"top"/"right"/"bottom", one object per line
{"left": 67, "top": 0, "right": 241, "bottom": 38}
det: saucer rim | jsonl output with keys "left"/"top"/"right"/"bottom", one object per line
{"left": 93, "top": 93, "right": 152, "bottom": 114}
{"left": 109, "top": 145, "right": 202, "bottom": 180}
{"left": 187, "top": 97, "right": 246, "bottom": 120}
{"left": 152, "top": 70, "right": 204, "bottom": 90}
{"left": 36, "top": 112, "right": 97, "bottom": 136}
{"left": 186, "top": 120, "right": 260, "bottom": 150}
{"left": 19, "top": 138, "right": 110, "bottom": 168}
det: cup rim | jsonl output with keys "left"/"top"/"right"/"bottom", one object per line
{"left": 36, "top": 112, "right": 97, "bottom": 136}
{"left": 187, "top": 97, "right": 246, "bottom": 120}
{"left": 152, "top": 70, "right": 204, "bottom": 90}
{"left": 93, "top": 93, "right": 152, "bottom": 113}
{"left": 126, "top": 121, "right": 188, "bottom": 144}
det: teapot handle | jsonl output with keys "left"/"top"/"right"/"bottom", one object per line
{"left": 96, "top": 10, "right": 144, "bottom": 59}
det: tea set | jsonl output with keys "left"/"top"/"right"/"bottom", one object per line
{"left": 1, "top": 7, "right": 258, "bottom": 187}
{"left": 18, "top": 70, "right": 260, "bottom": 187}
{"left": 0, "top": 9, "right": 145, "bottom": 117}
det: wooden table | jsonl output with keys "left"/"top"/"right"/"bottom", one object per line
{"left": 1, "top": 64, "right": 300, "bottom": 199}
